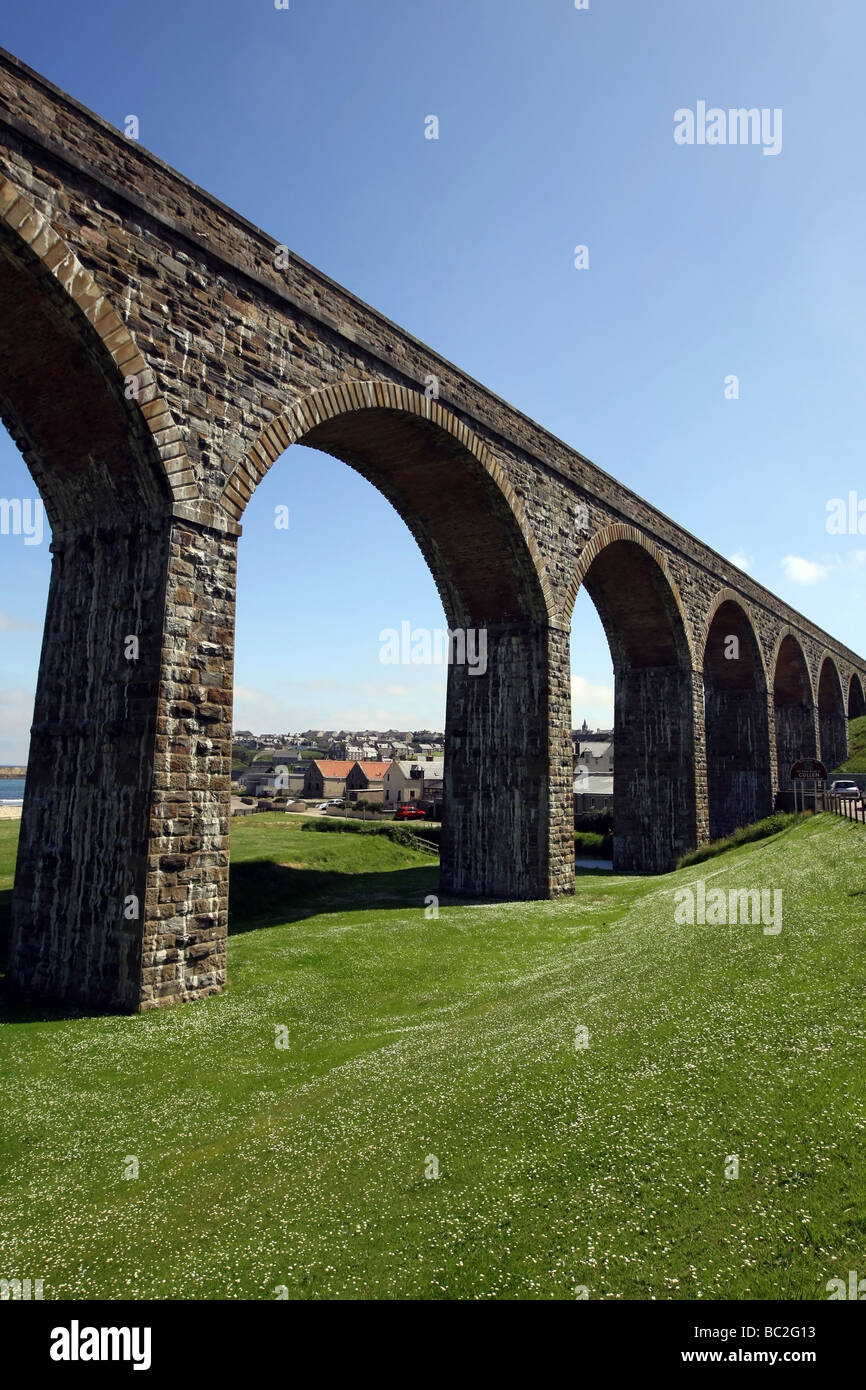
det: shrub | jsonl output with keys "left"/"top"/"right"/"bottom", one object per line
{"left": 676, "top": 812, "right": 802, "bottom": 869}
{"left": 302, "top": 819, "right": 439, "bottom": 854}
{"left": 574, "top": 830, "right": 613, "bottom": 856}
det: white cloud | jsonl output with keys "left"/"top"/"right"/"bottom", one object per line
{"left": 728, "top": 550, "right": 755, "bottom": 572}
{"left": 570, "top": 673, "right": 614, "bottom": 724}
{"left": 781, "top": 555, "right": 834, "bottom": 585}
{"left": 232, "top": 685, "right": 286, "bottom": 730}
{"left": 232, "top": 678, "right": 447, "bottom": 735}
{"left": 0, "top": 687, "right": 35, "bottom": 763}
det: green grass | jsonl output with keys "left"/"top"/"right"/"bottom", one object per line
{"left": 676, "top": 812, "right": 801, "bottom": 868}
{"left": 833, "top": 715, "right": 866, "bottom": 774}
{"left": 1, "top": 811, "right": 865, "bottom": 1300}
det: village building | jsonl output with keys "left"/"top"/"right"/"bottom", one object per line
{"left": 383, "top": 758, "right": 445, "bottom": 807}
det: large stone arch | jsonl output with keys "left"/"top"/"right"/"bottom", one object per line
{"left": 220, "top": 381, "right": 553, "bottom": 624}
{"left": 568, "top": 524, "right": 697, "bottom": 872}
{"left": 700, "top": 591, "right": 772, "bottom": 839}
{"left": 817, "top": 654, "right": 847, "bottom": 773}
{"left": 848, "top": 671, "right": 866, "bottom": 720}
{"left": 221, "top": 381, "right": 568, "bottom": 900}
{"left": 566, "top": 523, "right": 695, "bottom": 657}
{"left": 0, "top": 173, "right": 194, "bottom": 516}
{"left": 1, "top": 177, "right": 194, "bottom": 1011}
{"left": 771, "top": 629, "right": 817, "bottom": 790}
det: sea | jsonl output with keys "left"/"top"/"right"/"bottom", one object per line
{"left": 0, "top": 777, "right": 26, "bottom": 806}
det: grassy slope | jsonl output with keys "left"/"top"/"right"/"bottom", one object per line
{"left": 0, "top": 812, "right": 864, "bottom": 1301}
{"left": 833, "top": 715, "right": 866, "bottom": 774}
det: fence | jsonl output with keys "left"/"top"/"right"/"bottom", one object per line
{"left": 819, "top": 789, "right": 866, "bottom": 825}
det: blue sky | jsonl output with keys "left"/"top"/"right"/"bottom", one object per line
{"left": 2, "top": 0, "right": 865, "bottom": 760}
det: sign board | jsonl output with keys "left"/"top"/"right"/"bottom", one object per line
{"left": 790, "top": 759, "right": 828, "bottom": 781}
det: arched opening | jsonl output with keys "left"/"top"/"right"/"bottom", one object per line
{"left": 1, "top": 207, "right": 174, "bottom": 1009}
{"left": 702, "top": 598, "right": 772, "bottom": 839}
{"left": 772, "top": 633, "right": 816, "bottom": 789}
{"left": 817, "top": 657, "right": 847, "bottom": 773}
{"left": 848, "top": 672, "right": 866, "bottom": 720}
{"left": 569, "top": 585, "right": 614, "bottom": 863}
{"left": 230, "top": 391, "right": 563, "bottom": 901}
{"left": 570, "top": 534, "right": 696, "bottom": 873}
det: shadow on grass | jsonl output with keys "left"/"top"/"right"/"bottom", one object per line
{"left": 1, "top": 858, "right": 612, "bottom": 1017}
{"left": 228, "top": 859, "right": 442, "bottom": 935}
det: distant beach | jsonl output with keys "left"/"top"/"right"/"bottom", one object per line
{"left": 0, "top": 775, "right": 25, "bottom": 817}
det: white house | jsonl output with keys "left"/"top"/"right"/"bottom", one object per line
{"left": 383, "top": 758, "right": 445, "bottom": 806}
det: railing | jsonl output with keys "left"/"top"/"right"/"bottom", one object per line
{"left": 820, "top": 790, "right": 866, "bottom": 824}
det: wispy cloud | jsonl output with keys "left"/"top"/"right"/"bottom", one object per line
{"left": 728, "top": 549, "right": 754, "bottom": 572}
{"left": 780, "top": 555, "right": 835, "bottom": 585}
{"left": 0, "top": 610, "right": 32, "bottom": 633}
{"left": 0, "top": 686, "right": 35, "bottom": 763}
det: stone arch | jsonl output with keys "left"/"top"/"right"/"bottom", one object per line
{"left": 0, "top": 172, "right": 194, "bottom": 521}
{"left": 817, "top": 654, "right": 847, "bottom": 773}
{"left": 220, "top": 379, "right": 553, "bottom": 626}
{"left": 0, "top": 175, "right": 195, "bottom": 1011}
{"left": 698, "top": 588, "right": 770, "bottom": 686}
{"left": 771, "top": 629, "right": 817, "bottom": 789}
{"left": 848, "top": 671, "right": 866, "bottom": 719}
{"left": 701, "top": 592, "right": 772, "bottom": 839}
{"left": 219, "top": 380, "right": 564, "bottom": 901}
{"left": 565, "top": 522, "right": 695, "bottom": 661}
{"left": 569, "top": 524, "right": 697, "bottom": 872}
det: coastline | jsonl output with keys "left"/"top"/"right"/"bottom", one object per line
{"left": 0, "top": 805, "right": 22, "bottom": 820}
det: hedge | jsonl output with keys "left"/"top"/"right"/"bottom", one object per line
{"left": 302, "top": 819, "right": 439, "bottom": 855}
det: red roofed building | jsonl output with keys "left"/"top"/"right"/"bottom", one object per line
{"left": 302, "top": 760, "right": 355, "bottom": 800}
{"left": 345, "top": 760, "right": 392, "bottom": 803}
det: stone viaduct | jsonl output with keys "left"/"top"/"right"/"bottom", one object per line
{"left": 0, "top": 50, "right": 864, "bottom": 1012}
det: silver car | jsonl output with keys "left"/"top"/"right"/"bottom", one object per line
{"left": 830, "top": 780, "right": 861, "bottom": 802}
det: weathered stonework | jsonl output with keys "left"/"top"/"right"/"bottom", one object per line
{"left": 1, "top": 49, "right": 865, "bottom": 1011}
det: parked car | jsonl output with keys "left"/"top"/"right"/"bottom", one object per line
{"left": 314, "top": 802, "right": 328, "bottom": 811}
{"left": 829, "top": 780, "right": 861, "bottom": 801}
{"left": 394, "top": 804, "right": 426, "bottom": 820}
{"left": 327, "top": 798, "right": 344, "bottom": 806}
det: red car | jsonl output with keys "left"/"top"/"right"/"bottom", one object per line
{"left": 393, "top": 804, "right": 426, "bottom": 820}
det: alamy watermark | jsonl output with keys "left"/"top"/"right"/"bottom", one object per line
{"left": 379, "top": 622, "right": 487, "bottom": 676}
{"left": 0, "top": 498, "right": 44, "bottom": 545}
{"left": 50, "top": 1323, "right": 151, "bottom": 1370}
{"left": 674, "top": 880, "right": 782, "bottom": 935}
{"left": 827, "top": 1270, "right": 866, "bottom": 1299}
{"left": 0, "top": 1277, "right": 44, "bottom": 1299}
{"left": 674, "top": 103, "right": 782, "bottom": 157}
{"left": 826, "top": 491, "right": 866, "bottom": 535}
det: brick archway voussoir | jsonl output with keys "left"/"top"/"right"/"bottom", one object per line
{"left": 769, "top": 626, "right": 816, "bottom": 706}
{"left": 698, "top": 586, "right": 770, "bottom": 688}
{"left": 564, "top": 521, "right": 697, "bottom": 666}
{"left": 0, "top": 174, "right": 194, "bottom": 500}
{"left": 222, "top": 379, "right": 555, "bottom": 620}
{"left": 816, "top": 651, "right": 846, "bottom": 711}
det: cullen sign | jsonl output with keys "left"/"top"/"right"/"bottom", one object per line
{"left": 790, "top": 759, "right": 828, "bottom": 781}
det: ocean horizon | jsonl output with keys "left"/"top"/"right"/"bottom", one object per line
{"left": 0, "top": 777, "right": 26, "bottom": 805}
